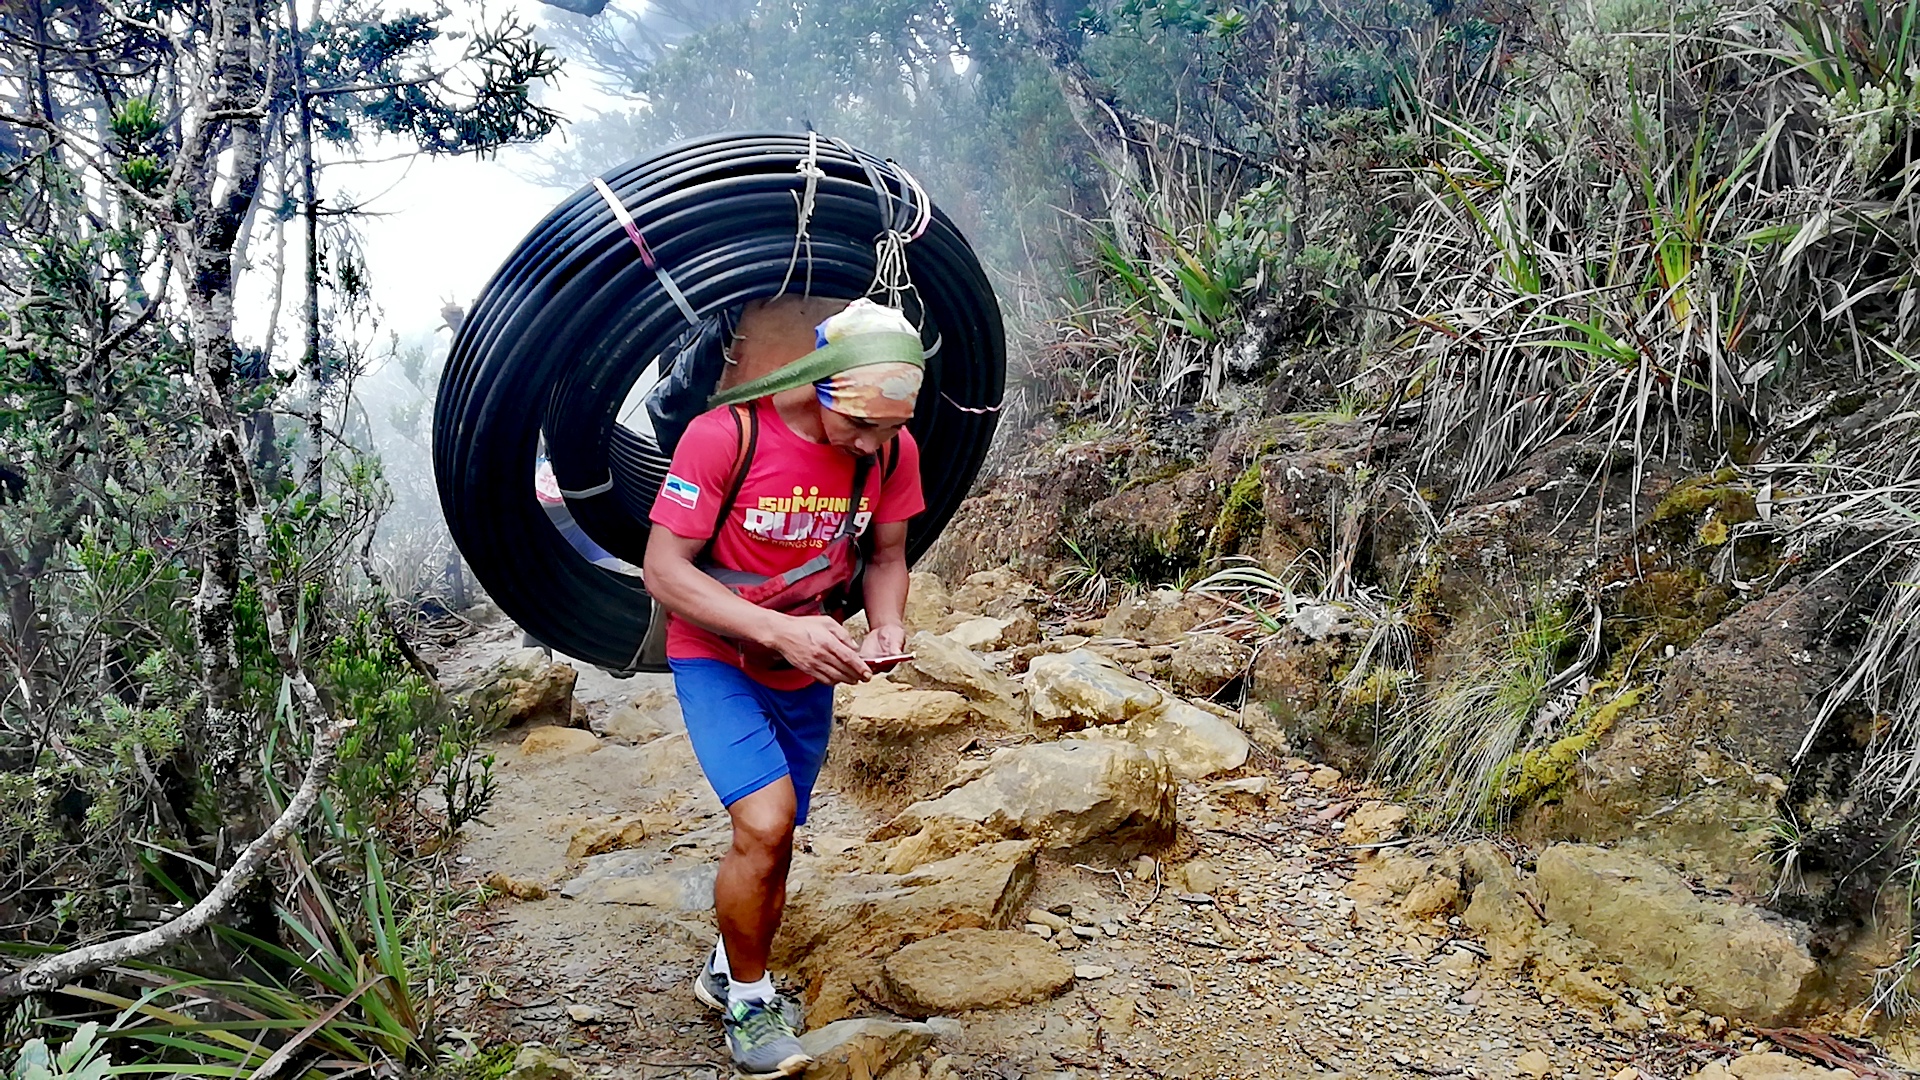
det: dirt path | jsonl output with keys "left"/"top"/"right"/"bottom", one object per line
{"left": 429, "top": 619, "right": 1655, "bottom": 1080}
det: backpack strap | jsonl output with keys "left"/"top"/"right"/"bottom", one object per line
{"left": 698, "top": 403, "right": 758, "bottom": 565}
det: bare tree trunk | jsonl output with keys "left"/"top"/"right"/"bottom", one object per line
{"left": 289, "top": 0, "right": 324, "bottom": 497}
{"left": 1011, "top": 0, "right": 1150, "bottom": 260}
{"left": 177, "top": 0, "right": 272, "bottom": 830}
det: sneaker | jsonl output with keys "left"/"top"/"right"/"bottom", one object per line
{"left": 694, "top": 955, "right": 804, "bottom": 1031}
{"left": 722, "top": 998, "right": 812, "bottom": 1079}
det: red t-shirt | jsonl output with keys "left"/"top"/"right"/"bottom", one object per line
{"left": 648, "top": 399, "right": 926, "bottom": 689}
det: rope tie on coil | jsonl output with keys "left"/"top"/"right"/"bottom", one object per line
{"left": 593, "top": 177, "right": 700, "bottom": 326}
{"left": 778, "top": 131, "right": 826, "bottom": 298}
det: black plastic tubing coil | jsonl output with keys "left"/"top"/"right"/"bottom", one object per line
{"left": 433, "top": 132, "right": 1006, "bottom": 671}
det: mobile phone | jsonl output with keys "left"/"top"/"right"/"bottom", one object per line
{"left": 866, "top": 652, "right": 915, "bottom": 672}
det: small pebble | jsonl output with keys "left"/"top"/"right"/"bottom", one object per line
{"left": 1074, "top": 965, "right": 1115, "bottom": 980}
{"left": 1025, "top": 923, "right": 1053, "bottom": 939}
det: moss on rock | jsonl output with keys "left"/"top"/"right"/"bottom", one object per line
{"left": 1493, "top": 684, "right": 1653, "bottom": 812}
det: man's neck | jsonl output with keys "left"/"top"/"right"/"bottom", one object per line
{"left": 771, "top": 388, "right": 826, "bottom": 444}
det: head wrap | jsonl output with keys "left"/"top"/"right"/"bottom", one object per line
{"left": 810, "top": 301, "right": 924, "bottom": 421}
{"left": 707, "top": 298, "right": 924, "bottom": 420}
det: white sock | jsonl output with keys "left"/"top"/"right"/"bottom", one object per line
{"left": 712, "top": 938, "right": 730, "bottom": 978}
{"left": 727, "top": 973, "right": 776, "bottom": 1007}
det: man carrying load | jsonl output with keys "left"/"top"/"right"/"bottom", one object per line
{"left": 642, "top": 296, "right": 924, "bottom": 1078}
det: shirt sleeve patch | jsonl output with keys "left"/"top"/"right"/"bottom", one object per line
{"left": 662, "top": 473, "right": 701, "bottom": 511}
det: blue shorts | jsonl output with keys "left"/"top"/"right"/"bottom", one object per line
{"left": 669, "top": 658, "right": 835, "bottom": 826}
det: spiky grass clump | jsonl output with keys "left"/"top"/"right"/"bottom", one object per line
{"left": 1373, "top": 600, "right": 1592, "bottom": 830}
{"left": 1378, "top": 0, "right": 1920, "bottom": 502}
{"left": 1758, "top": 376, "right": 1920, "bottom": 805}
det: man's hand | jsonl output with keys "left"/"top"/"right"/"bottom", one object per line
{"left": 860, "top": 623, "right": 908, "bottom": 658}
{"left": 767, "top": 614, "right": 871, "bottom": 685}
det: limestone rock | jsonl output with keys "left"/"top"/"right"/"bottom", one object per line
{"left": 896, "top": 631, "right": 1026, "bottom": 729}
{"left": 774, "top": 840, "right": 1039, "bottom": 1024}
{"left": 594, "top": 686, "right": 679, "bottom": 741}
{"left": 463, "top": 648, "right": 579, "bottom": 730}
{"left": 876, "top": 740, "right": 1177, "bottom": 857}
{"left": 905, "top": 570, "right": 954, "bottom": 631}
{"left": 1689, "top": 1054, "right": 1853, "bottom": 1080}
{"left": 503, "top": 1045, "right": 582, "bottom": 1080}
{"left": 874, "top": 819, "right": 1005, "bottom": 875}
{"left": 841, "top": 681, "right": 976, "bottom": 736}
{"left": 519, "top": 726, "right": 600, "bottom": 759}
{"left": 1167, "top": 633, "right": 1253, "bottom": 697}
{"left": 483, "top": 871, "right": 549, "bottom": 901}
{"left": 1344, "top": 802, "right": 1410, "bottom": 849}
{"left": 566, "top": 813, "right": 673, "bottom": 860}
{"left": 559, "top": 850, "right": 715, "bottom": 913}
{"left": 800, "top": 1018, "right": 940, "bottom": 1080}
{"left": 829, "top": 678, "right": 985, "bottom": 810}
{"left": 1027, "top": 649, "right": 1163, "bottom": 732}
{"left": 941, "top": 616, "right": 1012, "bottom": 651}
{"left": 879, "top": 928, "right": 1074, "bottom": 1015}
{"left": 1099, "top": 589, "right": 1218, "bottom": 644}
{"left": 950, "top": 568, "right": 1044, "bottom": 620}
{"left": 1105, "top": 699, "right": 1250, "bottom": 780}
{"left": 1535, "top": 844, "right": 1819, "bottom": 1024}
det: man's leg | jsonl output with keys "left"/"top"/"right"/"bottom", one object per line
{"left": 714, "top": 776, "right": 797, "bottom": 985}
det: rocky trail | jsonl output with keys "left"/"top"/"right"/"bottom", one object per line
{"left": 423, "top": 578, "right": 1896, "bottom": 1080}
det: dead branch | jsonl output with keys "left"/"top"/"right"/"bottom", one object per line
{"left": 0, "top": 708, "right": 354, "bottom": 1000}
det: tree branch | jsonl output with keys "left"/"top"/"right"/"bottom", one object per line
{"left": 0, "top": 709, "right": 353, "bottom": 1001}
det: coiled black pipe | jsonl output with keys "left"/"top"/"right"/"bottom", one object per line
{"left": 434, "top": 133, "right": 1006, "bottom": 672}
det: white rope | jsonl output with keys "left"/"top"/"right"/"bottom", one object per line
{"left": 778, "top": 131, "right": 825, "bottom": 299}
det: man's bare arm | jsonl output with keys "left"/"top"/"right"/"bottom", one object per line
{"left": 642, "top": 526, "right": 871, "bottom": 685}
{"left": 859, "top": 520, "right": 910, "bottom": 658}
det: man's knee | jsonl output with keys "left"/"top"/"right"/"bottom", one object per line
{"left": 729, "top": 799, "right": 795, "bottom": 857}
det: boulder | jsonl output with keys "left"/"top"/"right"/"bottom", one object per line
{"left": 773, "top": 840, "right": 1040, "bottom": 1024}
{"left": 896, "top": 631, "right": 1026, "bottom": 729}
{"left": 1102, "top": 699, "right": 1249, "bottom": 780}
{"left": 1027, "top": 650, "right": 1162, "bottom": 733}
{"left": 463, "top": 648, "right": 579, "bottom": 730}
{"left": 950, "top": 567, "right": 1045, "bottom": 620}
{"left": 875, "top": 740, "right": 1177, "bottom": 858}
{"left": 518, "top": 726, "right": 600, "bottom": 759}
{"left": 1535, "top": 844, "right": 1819, "bottom": 1024}
{"left": 1098, "top": 589, "right": 1218, "bottom": 644}
{"left": 827, "top": 679, "right": 979, "bottom": 810}
{"left": 800, "top": 1018, "right": 940, "bottom": 1080}
{"left": 594, "top": 686, "right": 679, "bottom": 741}
{"left": 1167, "top": 633, "right": 1253, "bottom": 697}
{"left": 905, "top": 570, "right": 955, "bottom": 632}
{"left": 879, "top": 929, "right": 1075, "bottom": 1015}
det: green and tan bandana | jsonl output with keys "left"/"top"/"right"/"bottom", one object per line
{"left": 708, "top": 298, "right": 924, "bottom": 421}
